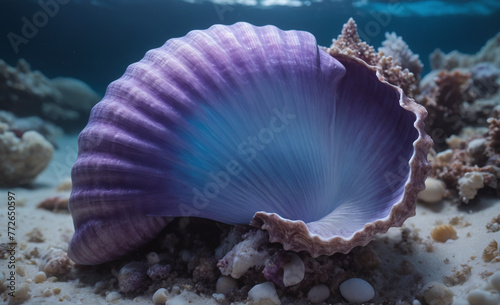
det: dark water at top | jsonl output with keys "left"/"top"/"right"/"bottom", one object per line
{"left": 1, "top": 0, "right": 499, "bottom": 96}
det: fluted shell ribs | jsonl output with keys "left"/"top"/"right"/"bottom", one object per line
{"left": 69, "top": 22, "right": 432, "bottom": 265}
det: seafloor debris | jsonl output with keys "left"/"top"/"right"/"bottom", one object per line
{"left": 0, "top": 58, "right": 100, "bottom": 130}
{"left": 486, "top": 214, "right": 500, "bottom": 232}
{"left": 427, "top": 118, "right": 500, "bottom": 202}
{"left": 443, "top": 264, "right": 472, "bottom": 286}
{"left": 37, "top": 196, "right": 69, "bottom": 212}
{"left": 421, "top": 31, "right": 500, "bottom": 203}
{"left": 0, "top": 122, "right": 53, "bottom": 186}
{"left": 26, "top": 228, "right": 45, "bottom": 243}
{"left": 483, "top": 240, "right": 500, "bottom": 263}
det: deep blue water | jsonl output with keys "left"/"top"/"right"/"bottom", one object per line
{"left": 1, "top": 0, "right": 500, "bottom": 96}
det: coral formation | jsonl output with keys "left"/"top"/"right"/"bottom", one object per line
{"left": 0, "top": 58, "right": 100, "bottom": 130}
{"left": 0, "top": 121, "right": 53, "bottom": 186}
{"left": 328, "top": 18, "right": 421, "bottom": 97}
{"left": 379, "top": 32, "right": 423, "bottom": 78}
{"left": 430, "top": 33, "right": 500, "bottom": 70}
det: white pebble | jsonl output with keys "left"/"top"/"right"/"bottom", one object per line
{"left": 282, "top": 253, "right": 305, "bottom": 287}
{"left": 216, "top": 275, "right": 238, "bottom": 294}
{"left": 212, "top": 293, "right": 226, "bottom": 302}
{"left": 152, "top": 288, "right": 169, "bottom": 305}
{"left": 248, "top": 281, "right": 281, "bottom": 305}
{"left": 34, "top": 271, "right": 47, "bottom": 283}
{"left": 307, "top": 284, "right": 330, "bottom": 303}
{"left": 467, "top": 289, "right": 500, "bottom": 305}
{"left": 418, "top": 177, "right": 446, "bottom": 204}
{"left": 412, "top": 300, "right": 421, "bottom": 305}
{"left": 106, "top": 291, "right": 122, "bottom": 302}
{"left": 489, "top": 271, "right": 500, "bottom": 292}
{"left": 339, "top": 278, "right": 374, "bottom": 303}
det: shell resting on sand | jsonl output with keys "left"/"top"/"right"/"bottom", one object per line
{"left": 68, "top": 22, "right": 432, "bottom": 265}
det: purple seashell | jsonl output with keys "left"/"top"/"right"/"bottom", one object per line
{"left": 68, "top": 22, "right": 432, "bottom": 265}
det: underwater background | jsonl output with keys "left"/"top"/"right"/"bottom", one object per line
{"left": 1, "top": 0, "right": 500, "bottom": 96}
{"left": 2, "top": 1, "right": 500, "bottom": 305}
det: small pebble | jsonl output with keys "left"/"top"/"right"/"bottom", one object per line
{"left": 307, "top": 284, "right": 330, "bottom": 303}
{"left": 147, "top": 252, "right": 160, "bottom": 265}
{"left": 339, "top": 278, "right": 374, "bottom": 303}
{"left": 418, "top": 177, "right": 446, "bottom": 204}
{"left": 118, "top": 262, "right": 149, "bottom": 293}
{"left": 152, "top": 288, "right": 169, "bottom": 305}
{"left": 106, "top": 291, "right": 122, "bottom": 302}
{"left": 216, "top": 275, "right": 238, "bottom": 294}
{"left": 42, "top": 288, "right": 52, "bottom": 297}
{"left": 34, "top": 271, "right": 47, "bottom": 283}
{"left": 248, "top": 281, "right": 280, "bottom": 305}
{"left": 16, "top": 265, "right": 26, "bottom": 277}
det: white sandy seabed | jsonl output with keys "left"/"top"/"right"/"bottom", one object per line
{"left": 0, "top": 134, "right": 499, "bottom": 305}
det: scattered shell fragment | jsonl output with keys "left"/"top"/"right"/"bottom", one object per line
{"left": 431, "top": 224, "right": 457, "bottom": 243}
{"left": 307, "top": 284, "right": 330, "bottom": 304}
{"left": 27, "top": 228, "right": 45, "bottom": 243}
{"left": 247, "top": 281, "right": 281, "bottom": 305}
{"left": 339, "top": 278, "right": 374, "bottom": 303}
{"left": 418, "top": 177, "right": 446, "bottom": 204}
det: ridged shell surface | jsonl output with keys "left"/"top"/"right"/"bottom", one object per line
{"left": 69, "top": 22, "right": 431, "bottom": 265}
